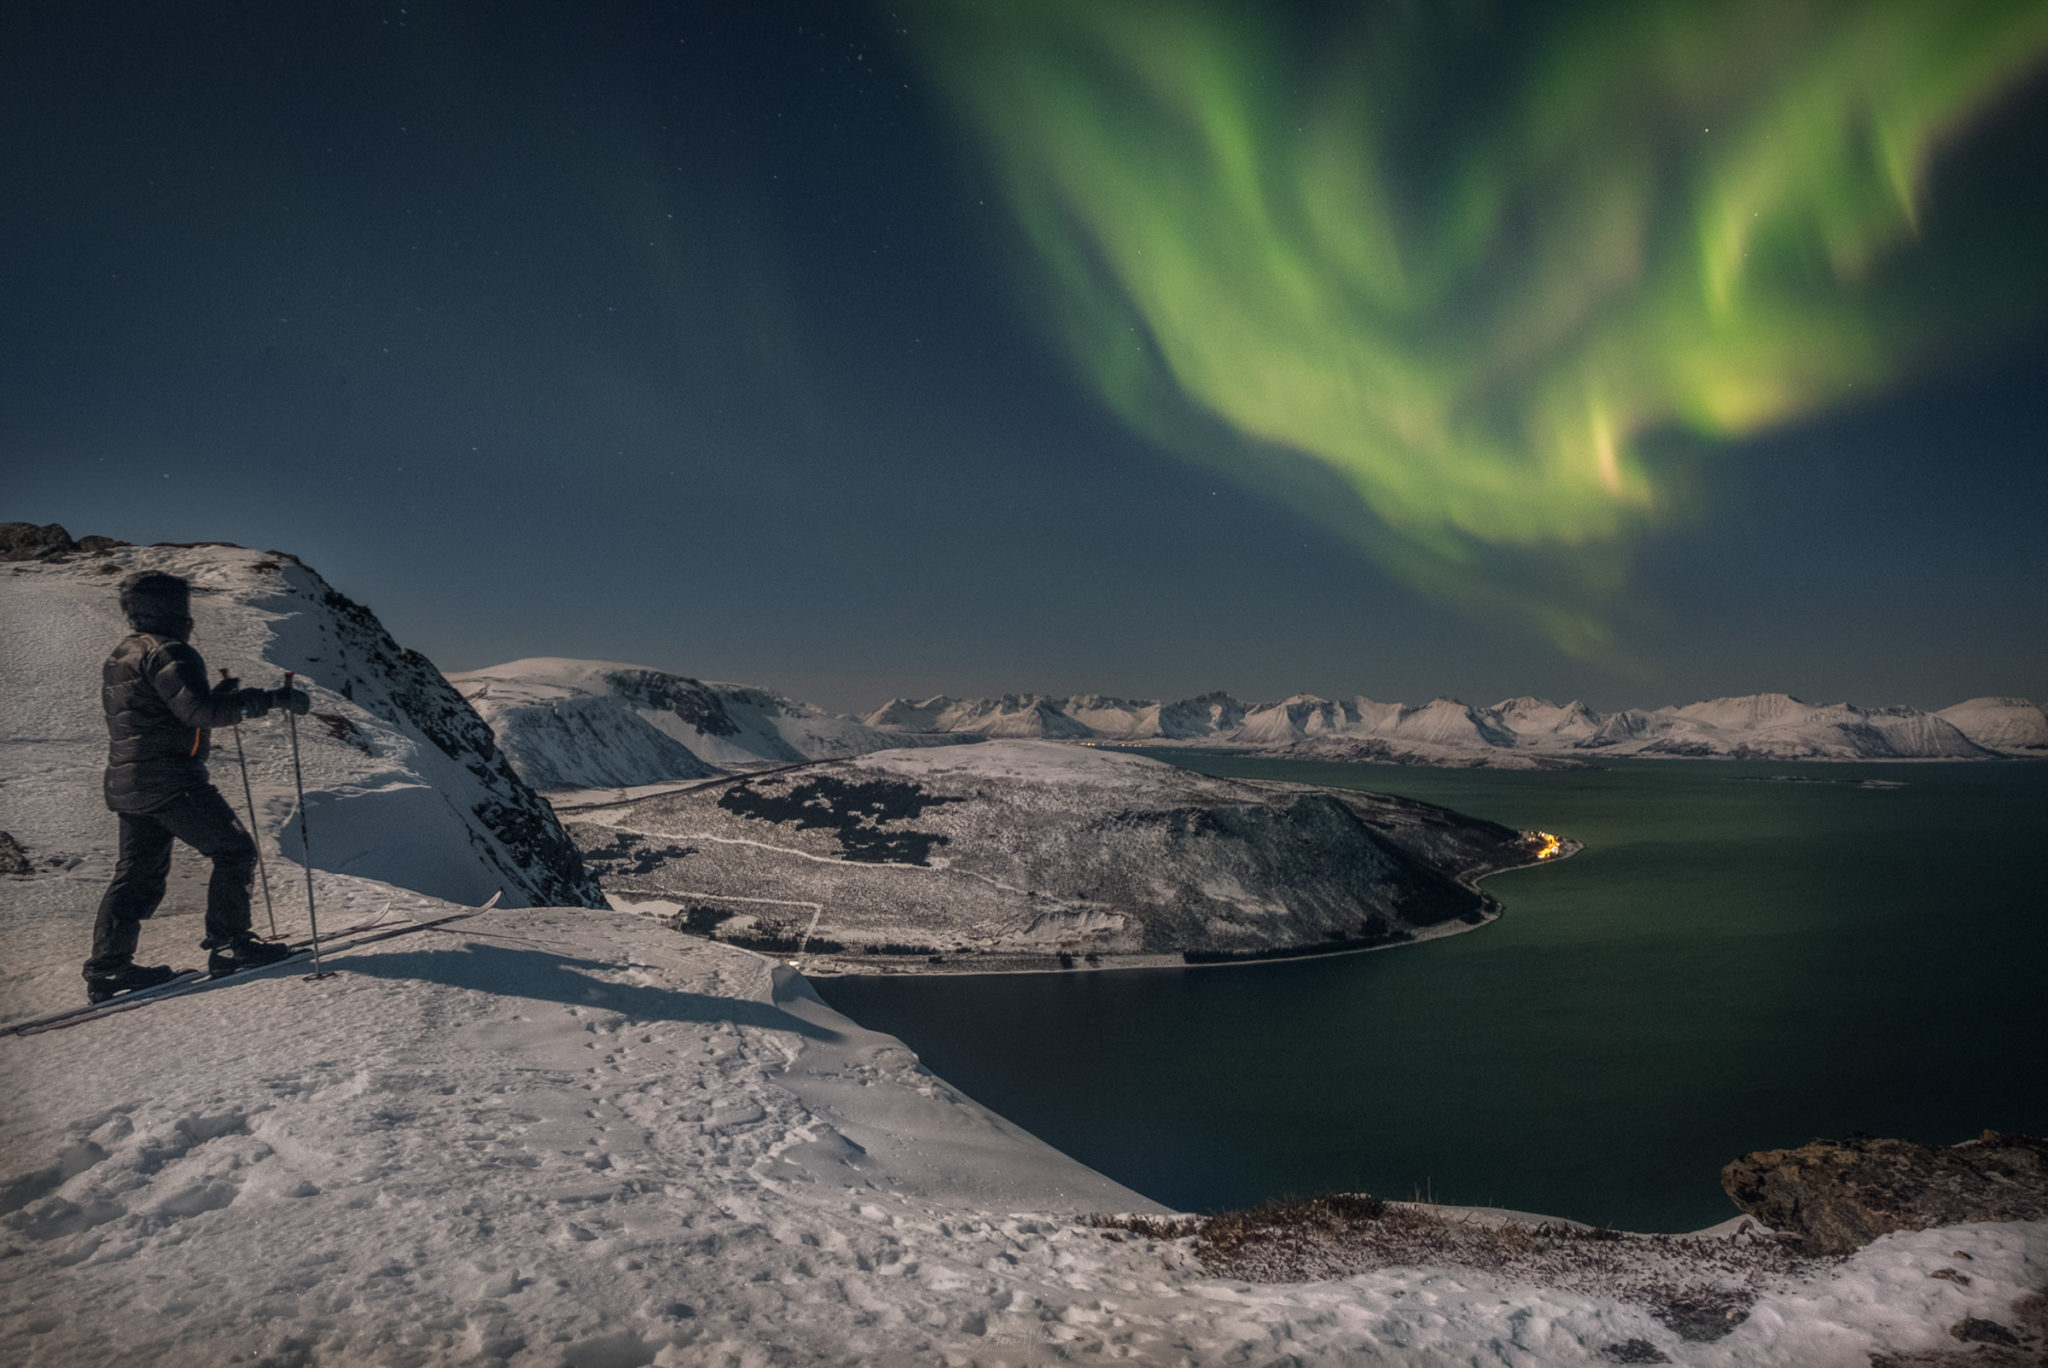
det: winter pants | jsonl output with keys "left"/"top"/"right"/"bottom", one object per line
{"left": 87, "top": 785, "right": 257, "bottom": 974}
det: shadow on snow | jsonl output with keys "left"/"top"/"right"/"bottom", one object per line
{"left": 334, "top": 941, "right": 843, "bottom": 1041}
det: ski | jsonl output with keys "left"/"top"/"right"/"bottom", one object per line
{"left": 89, "top": 969, "right": 210, "bottom": 1011}
{"left": 405, "top": 890, "right": 502, "bottom": 924}
{"left": 4, "top": 893, "right": 504, "bottom": 1039}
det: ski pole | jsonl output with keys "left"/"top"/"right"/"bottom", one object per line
{"left": 221, "top": 668, "right": 278, "bottom": 937}
{"left": 282, "top": 670, "right": 332, "bottom": 981}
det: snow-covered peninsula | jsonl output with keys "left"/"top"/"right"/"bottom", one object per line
{"left": 568, "top": 739, "right": 1554, "bottom": 974}
{"left": 4, "top": 532, "right": 2043, "bottom": 1366}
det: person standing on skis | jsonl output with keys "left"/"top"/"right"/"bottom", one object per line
{"left": 83, "top": 570, "right": 310, "bottom": 1002}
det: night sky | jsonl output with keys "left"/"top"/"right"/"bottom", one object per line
{"left": 7, "top": 1, "right": 2046, "bottom": 714}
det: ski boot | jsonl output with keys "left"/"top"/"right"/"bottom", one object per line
{"left": 205, "top": 934, "right": 296, "bottom": 979}
{"left": 84, "top": 962, "right": 180, "bottom": 1004}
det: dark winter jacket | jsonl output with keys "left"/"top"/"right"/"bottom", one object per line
{"left": 102, "top": 632, "right": 270, "bottom": 813}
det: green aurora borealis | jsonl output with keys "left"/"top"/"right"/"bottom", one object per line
{"left": 907, "top": 0, "right": 2048, "bottom": 657}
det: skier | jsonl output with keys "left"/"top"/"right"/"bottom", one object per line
{"left": 83, "top": 571, "right": 311, "bottom": 1002}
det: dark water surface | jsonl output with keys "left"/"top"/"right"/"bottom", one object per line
{"left": 812, "top": 756, "right": 2048, "bottom": 1232}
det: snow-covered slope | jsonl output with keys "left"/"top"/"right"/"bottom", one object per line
{"left": 572, "top": 740, "right": 1550, "bottom": 971}
{"left": 0, "top": 538, "right": 600, "bottom": 917}
{"left": 1939, "top": 696, "right": 2048, "bottom": 754}
{"left": 11, "top": 899, "right": 2037, "bottom": 1367}
{"left": 1579, "top": 694, "right": 1992, "bottom": 760}
{"left": 860, "top": 693, "right": 1097, "bottom": 739}
{"left": 449, "top": 658, "right": 971, "bottom": 791}
{"left": 1491, "top": 696, "right": 1603, "bottom": 744}
{"left": 863, "top": 687, "right": 2032, "bottom": 763}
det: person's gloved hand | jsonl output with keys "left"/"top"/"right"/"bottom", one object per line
{"left": 235, "top": 687, "right": 272, "bottom": 719}
{"left": 270, "top": 686, "right": 312, "bottom": 716}
{"left": 212, "top": 674, "right": 242, "bottom": 697}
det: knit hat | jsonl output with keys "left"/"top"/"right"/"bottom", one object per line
{"left": 118, "top": 571, "right": 192, "bottom": 633}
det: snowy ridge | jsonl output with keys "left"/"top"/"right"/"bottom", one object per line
{"left": 860, "top": 692, "right": 1099, "bottom": 739}
{"left": 863, "top": 688, "right": 2039, "bottom": 763}
{"left": 0, "top": 542, "right": 600, "bottom": 913}
{"left": 447, "top": 657, "right": 974, "bottom": 791}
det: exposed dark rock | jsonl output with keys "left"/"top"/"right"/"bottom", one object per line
{"left": 1601, "top": 1339, "right": 1671, "bottom": 1364}
{"left": 0, "top": 523, "right": 131, "bottom": 560}
{"left": 0, "top": 522, "right": 78, "bottom": 560}
{"left": 313, "top": 711, "right": 373, "bottom": 753}
{"left": 0, "top": 831, "right": 28, "bottom": 876}
{"left": 1951, "top": 1318, "right": 2021, "bottom": 1347}
{"left": 255, "top": 563, "right": 605, "bottom": 908}
{"left": 604, "top": 669, "right": 741, "bottom": 738}
{"left": 715, "top": 773, "right": 958, "bottom": 865}
{"left": 1721, "top": 1131, "right": 2048, "bottom": 1255}
{"left": 1649, "top": 1287, "right": 1750, "bottom": 1342}
{"left": 2014, "top": 1286, "right": 2048, "bottom": 1337}
{"left": 580, "top": 830, "right": 698, "bottom": 879}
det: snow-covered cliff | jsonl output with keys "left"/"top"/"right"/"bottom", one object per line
{"left": 447, "top": 658, "right": 974, "bottom": 791}
{"left": 0, "top": 535, "right": 601, "bottom": 912}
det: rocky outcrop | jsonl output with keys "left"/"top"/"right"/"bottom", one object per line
{"left": 2, "top": 537, "right": 603, "bottom": 910}
{"left": 0, "top": 522, "right": 127, "bottom": 561}
{"left": 289, "top": 571, "right": 604, "bottom": 908}
{"left": 1721, "top": 1131, "right": 2048, "bottom": 1255}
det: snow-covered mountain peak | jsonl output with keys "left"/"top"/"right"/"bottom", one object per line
{"left": 1, "top": 539, "right": 600, "bottom": 910}
{"left": 450, "top": 659, "right": 974, "bottom": 790}
{"left": 1487, "top": 697, "right": 1601, "bottom": 742}
{"left": 1671, "top": 692, "right": 1827, "bottom": 728}
{"left": 1937, "top": 696, "right": 2048, "bottom": 753}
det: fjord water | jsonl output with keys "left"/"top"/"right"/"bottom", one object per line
{"left": 812, "top": 756, "right": 2048, "bottom": 1232}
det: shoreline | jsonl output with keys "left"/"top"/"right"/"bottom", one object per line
{"left": 769, "top": 834, "right": 1585, "bottom": 981}
{"left": 1091, "top": 739, "right": 2042, "bottom": 766}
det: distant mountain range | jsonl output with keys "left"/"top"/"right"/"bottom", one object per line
{"left": 860, "top": 691, "right": 2048, "bottom": 766}
{"left": 448, "top": 656, "right": 2046, "bottom": 788}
